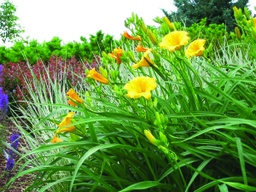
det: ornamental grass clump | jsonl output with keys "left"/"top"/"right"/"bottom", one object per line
{"left": 7, "top": 10, "right": 256, "bottom": 192}
{"left": 1, "top": 55, "right": 99, "bottom": 106}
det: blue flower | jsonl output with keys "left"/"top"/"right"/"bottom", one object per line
{"left": 10, "top": 133, "right": 20, "bottom": 149}
{"left": 5, "top": 134, "right": 20, "bottom": 173}
{"left": 6, "top": 158, "right": 15, "bottom": 171}
{"left": 0, "top": 89, "right": 8, "bottom": 114}
{"left": 9, "top": 133, "right": 20, "bottom": 158}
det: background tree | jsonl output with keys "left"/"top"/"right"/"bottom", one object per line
{"left": 0, "top": 0, "right": 23, "bottom": 43}
{"left": 162, "top": 0, "right": 249, "bottom": 31}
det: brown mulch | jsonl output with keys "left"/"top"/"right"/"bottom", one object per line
{"left": 0, "top": 119, "right": 34, "bottom": 192}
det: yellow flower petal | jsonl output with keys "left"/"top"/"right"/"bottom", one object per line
{"left": 132, "top": 49, "right": 153, "bottom": 69}
{"left": 87, "top": 68, "right": 109, "bottom": 84}
{"left": 185, "top": 39, "right": 206, "bottom": 58}
{"left": 124, "top": 76, "right": 157, "bottom": 99}
{"left": 159, "top": 31, "right": 190, "bottom": 52}
{"left": 56, "top": 112, "right": 75, "bottom": 133}
{"left": 66, "top": 88, "right": 84, "bottom": 106}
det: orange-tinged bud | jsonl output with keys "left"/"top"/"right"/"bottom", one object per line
{"left": 51, "top": 134, "right": 63, "bottom": 143}
{"left": 123, "top": 31, "right": 142, "bottom": 41}
{"left": 135, "top": 44, "right": 149, "bottom": 52}
{"left": 109, "top": 47, "right": 124, "bottom": 64}
{"left": 66, "top": 88, "right": 84, "bottom": 106}
{"left": 87, "top": 68, "right": 109, "bottom": 84}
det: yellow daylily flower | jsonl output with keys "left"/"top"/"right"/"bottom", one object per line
{"left": 135, "top": 44, "right": 149, "bottom": 52}
{"left": 56, "top": 112, "right": 75, "bottom": 133}
{"left": 66, "top": 88, "right": 84, "bottom": 106}
{"left": 87, "top": 68, "right": 109, "bottom": 84}
{"left": 123, "top": 31, "right": 142, "bottom": 41}
{"left": 185, "top": 39, "right": 206, "bottom": 58}
{"left": 132, "top": 49, "right": 153, "bottom": 69}
{"left": 159, "top": 31, "right": 190, "bottom": 52}
{"left": 109, "top": 47, "right": 124, "bottom": 64}
{"left": 51, "top": 134, "right": 63, "bottom": 143}
{"left": 124, "top": 76, "right": 157, "bottom": 99}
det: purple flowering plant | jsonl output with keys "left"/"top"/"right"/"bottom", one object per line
{"left": 0, "top": 87, "right": 8, "bottom": 119}
{"left": 5, "top": 133, "right": 20, "bottom": 174}
{"left": 0, "top": 64, "right": 8, "bottom": 119}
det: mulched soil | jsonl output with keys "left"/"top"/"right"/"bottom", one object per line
{"left": 0, "top": 119, "right": 34, "bottom": 192}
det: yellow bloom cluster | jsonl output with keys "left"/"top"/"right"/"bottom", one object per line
{"left": 159, "top": 30, "right": 206, "bottom": 58}
{"left": 51, "top": 21, "right": 207, "bottom": 146}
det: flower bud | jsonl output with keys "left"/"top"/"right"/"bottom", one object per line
{"left": 163, "top": 17, "right": 176, "bottom": 31}
{"left": 235, "top": 27, "right": 241, "bottom": 40}
{"left": 159, "top": 131, "right": 168, "bottom": 146}
{"left": 233, "top": 6, "right": 242, "bottom": 19}
{"left": 141, "top": 22, "right": 147, "bottom": 33}
{"left": 144, "top": 130, "right": 160, "bottom": 146}
{"left": 147, "top": 29, "right": 158, "bottom": 45}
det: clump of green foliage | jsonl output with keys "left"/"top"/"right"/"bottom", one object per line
{"left": 0, "top": 30, "right": 119, "bottom": 64}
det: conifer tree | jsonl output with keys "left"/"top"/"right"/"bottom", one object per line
{"left": 163, "top": 0, "right": 249, "bottom": 31}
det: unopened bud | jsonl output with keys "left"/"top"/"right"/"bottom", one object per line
{"left": 99, "top": 66, "right": 108, "bottom": 78}
{"left": 141, "top": 22, "right": 147, "bottom": 33}
{"left": 233, "top": 6, "right": 242, "bottom": 18}
{"left": 159, "top": 131, "right": 168, "bottom": 146}
{"left": 252, "top": 28, "right": 256, "bottom": 42}
{"left": 163, "top": 17, "right": 176, "bottom": 31}
{"left": 144, "top": 130, "right": 160, "bottom": 146}
{"left": 147, "top": 30, "right": 158, "bottom": 45}
{"left": 235, "top": 27, "right": 241, "bottom": 39}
